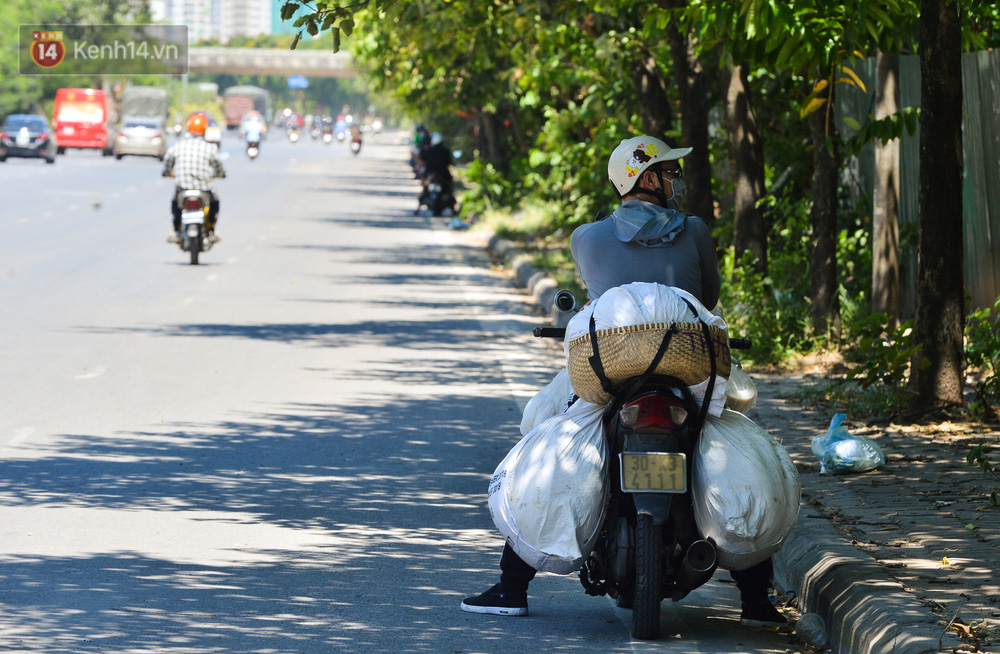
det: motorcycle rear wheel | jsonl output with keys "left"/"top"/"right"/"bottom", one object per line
{"left": 633, "top": 514, "right": 661, "bottom": 640}
{"left": 189, "top": 231, "right": 201, "bottom": 265}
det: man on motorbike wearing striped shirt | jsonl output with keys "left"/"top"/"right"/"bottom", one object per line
{"left": 162, "top": 113, "right": 226, "bottom": 244}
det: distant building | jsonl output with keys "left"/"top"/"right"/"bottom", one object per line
{"left": 219, "top": 0, "right": 271, "bottom": 42}
{"left": 154, "top": 0, "right": 272, "bottom": 43}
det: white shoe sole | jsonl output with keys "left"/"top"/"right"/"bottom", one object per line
{"left": 460, "top": 601, "right": 528, "bottom": 616}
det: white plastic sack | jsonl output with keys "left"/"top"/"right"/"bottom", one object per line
{"left": 488, "top": 400, "right": 608, "bottom": 574}
{"left": 811, "top": 414, "right": 885, "bottom": 475}
{"left": 520, "top": 367, "right": 575, "bottom": 436}
{"left": 564, "top": 283, "right": 730, "bottom": 416}
{"left": 565, "top": 283, "right": 727, "bottom": 342}
{"left": 724, "top": 360, "right": 758, "bottom": 414}
{"left": 693, "top": 409, "right": 801, "bottom": 571}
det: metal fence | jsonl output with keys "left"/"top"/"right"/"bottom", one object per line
{"left": 837, "top": 50, "right": 1000, "bottom": 318}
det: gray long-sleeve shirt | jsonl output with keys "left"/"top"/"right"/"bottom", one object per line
{"left": 569, "top": 200, "right": 720, "bottom": 308}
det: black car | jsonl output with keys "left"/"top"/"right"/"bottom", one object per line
{"left": 0, "top": 114, "right": 57, "bottom": 163}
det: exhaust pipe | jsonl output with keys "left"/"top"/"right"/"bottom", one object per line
{"left": 675, "top": 539, "right": 718, "bottom": 592}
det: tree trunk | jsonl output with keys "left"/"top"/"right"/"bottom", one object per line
{"left": 807, "top": 70, "right": 841, "bottom": 336}
{"left": 872, "top": 52, "right": 901, "bottom": 325}
{"left": 628, "top": 51, "right": 674, "bottom": 140}
{"left": 721, "top": 60, "right": 768, "bottom": 274}
{"left": 910, "top": 0, "right": 964, "bottom": 411}
{"left": 664, "top": 2, "right": 714, "bottom": 222}
{"left": 478, "top": 111, "right": 508, "bottom": 175}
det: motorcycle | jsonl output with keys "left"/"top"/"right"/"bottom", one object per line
{"left": 349, "top": 134, "right": 362, "bottom": 155}
{"left": 288, "top": 129, "right": 300, "bottom": 144}
{"left": 418, "top": 171, "right": 455, "bottom": 217}
{"left": 174, "top": 190, "right": 216, "bottom": 265}
{"left": 246, "top": 140, "right": 260, "bottom": 160}
{"left": 322, "top": 129, "right": 333, "bottom": 145}
{"left": 535, "top": 291, "right": 751, "bottom": 640}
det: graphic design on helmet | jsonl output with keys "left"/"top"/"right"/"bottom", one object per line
{"left": 624, "top": 142, "right": 660, "bottom": 178}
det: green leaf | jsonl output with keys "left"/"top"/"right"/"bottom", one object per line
{"left": 332, "top": 26, "right": 341, "bottom": 52}
{"left": 341, "top": 17, "right": 355, "bottom": 37}
{"left": 306, "top": 20, "right": 319, "bottom": 36}
{"left": 280, "top": 2, "right": 297, "bottom": 21}
{"left": 965, "top": 523, "right": 978, "bottom": 530}
{"left": 842, "top": 116, "right": 861, "bottom": 130}
{"left": 291, "top": 32, "right": 301, "bottom": 49}
{"left": 868, "top": 5, "right": 894, "bottom": 29}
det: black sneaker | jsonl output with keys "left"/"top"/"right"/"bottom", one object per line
{"left": 460, "top": 583, "right": 528, "bottom": 616}
{"left": 740, "top": 600, "right": 787, "bottom": 628}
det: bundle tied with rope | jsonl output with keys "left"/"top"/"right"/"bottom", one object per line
{"left": 567, "top": 317, "right": 731, "bottom": 407}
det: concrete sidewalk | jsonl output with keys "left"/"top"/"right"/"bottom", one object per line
{"left": 476, "top": 229, "right": 998, "bottom": 654}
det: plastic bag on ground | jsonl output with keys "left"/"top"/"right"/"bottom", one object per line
{"left": 811, "top": 413, "right": 885, "bottom": 475}
{"left": 520, "top": 367, "right": 575, "bottom": 436}
{"left": 724, "top": 360, "right": 757, "bottom": 414}
{"left": 693, "top": 409, "right": 801, "bottom": 571}
{"left": 488, "top": 400, "right": 608, "bottom": 574}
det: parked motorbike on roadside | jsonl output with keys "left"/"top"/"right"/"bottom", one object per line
{"left": 418, "top": 171, "right": 455, "bottom": 217}
{"left": 535, "top": 291, "right": 752, "bottom": 640}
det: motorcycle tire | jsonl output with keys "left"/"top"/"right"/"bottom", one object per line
{"left": 189, "top": 230, "right": 201, "bottom": 265}
{"left": 633, "top": 514, "right": 662, "bottom": 640}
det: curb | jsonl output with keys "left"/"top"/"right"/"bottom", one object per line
{"left": 485, "top": 232, "right": 573, "bottom": 328}
{"left": 480, "top": 230, "right": 959, "bottom": 654}
{"left": 774, "top": 512, "right": 958, "bottom": 654}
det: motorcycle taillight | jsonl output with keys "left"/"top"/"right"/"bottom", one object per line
{"left": 183, "top": 198, "right": 203, "bottom": 211}
{"left": 619, "top": 392, "right": 688, "bottom": 431}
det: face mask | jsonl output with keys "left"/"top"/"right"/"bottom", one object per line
{"left": 666, "top": 177, "right": 686, "bottom": 211}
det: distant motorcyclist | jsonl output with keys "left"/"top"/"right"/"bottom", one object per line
{"left": 411, "top": 124, "right": 430, "bottom": 176}
{"left": 416, "top": 132, "right": 455, "bottom": 215}
{"left": 162, "top": 113, "right": 226, "bottom": 244}
{"left": 244, "top": 119, "right": 263, "bottom": 152}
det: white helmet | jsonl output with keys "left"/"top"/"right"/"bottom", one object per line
{"left": 608, "top": 135, "right": 692, "bottom": 196}
{"left": 430, "top": 132, "right": 443, "bottom": 146}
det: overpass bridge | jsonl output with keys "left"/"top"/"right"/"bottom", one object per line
{"left": 188, "top": 47, "right": 357, "bottom": 78}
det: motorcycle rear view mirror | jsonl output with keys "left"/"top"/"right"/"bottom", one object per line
{"left": 554, "top": 290, "right": 578, "bottom": 313}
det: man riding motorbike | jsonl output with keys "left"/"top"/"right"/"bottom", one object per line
{"left": 415, "top": 132, "right": 455, "bottom": 215}
{"left": 162, "top": 113, "right": 226, "bottom": 244}
{"left": 244, "top": 117, "right": 264, "bottom": 156}
{"left": 461, "top": 135, "right": 787, "bottom": 629}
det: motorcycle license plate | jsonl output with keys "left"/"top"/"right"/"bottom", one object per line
{"left": 620, "top": 453, "right": 687, "bottom": 493}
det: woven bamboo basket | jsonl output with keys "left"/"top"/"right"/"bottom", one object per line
{"left": 567, "top": 321, "right": 732, "bottom": 405}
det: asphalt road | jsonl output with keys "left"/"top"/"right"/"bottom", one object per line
{"left": 0, "top": 133, "right": 795, "bottom": 653}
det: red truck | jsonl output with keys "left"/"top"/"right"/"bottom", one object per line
{"left": 52, "top": 88, "right": 111, "bottom": 154}
{"left": 223, "top": 94, "right": 255, "bottom": 130}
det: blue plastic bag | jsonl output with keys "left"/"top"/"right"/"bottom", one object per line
{"left": 810, "top": 414, "right": 885, "bottom": 475}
